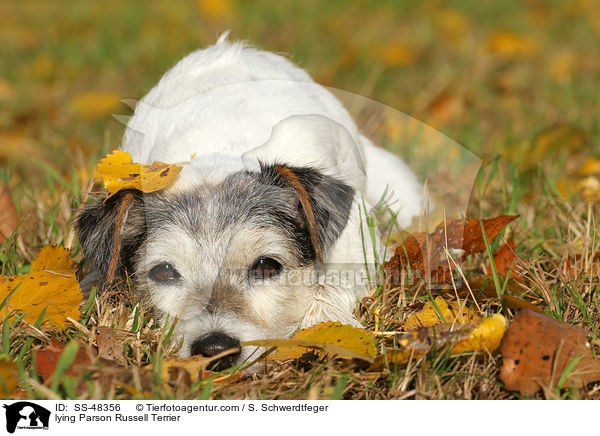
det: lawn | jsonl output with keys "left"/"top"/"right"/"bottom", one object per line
{"left": 1, "top": 0, "right": 599, "bottom": 400}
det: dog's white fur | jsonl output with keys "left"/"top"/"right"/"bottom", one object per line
{"left": 117, "top": 35, "right": 422, "bottom": 365}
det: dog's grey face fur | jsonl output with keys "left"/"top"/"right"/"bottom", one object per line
{"left": 76, "top": 164, "right": 354, "bottom": 369}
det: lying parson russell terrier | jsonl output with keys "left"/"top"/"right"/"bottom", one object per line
{"left": 75, "top": 34, "right": 422, "bottom": 371}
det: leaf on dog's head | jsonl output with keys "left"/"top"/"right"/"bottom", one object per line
{"left": 96, "top": 150, "right": 187, "bottom": 198}
{"left": 243, "top": 322, "right": 376, "bottom": 362}
{"left": 0, "top": 246, "right": 82, "bottom": 326}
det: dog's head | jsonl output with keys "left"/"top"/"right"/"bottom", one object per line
{"left": 76, "top": 163, "right": 355, "bottom": 370}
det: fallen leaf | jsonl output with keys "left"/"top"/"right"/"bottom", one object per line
{"left": 96, "top": 150, "right": 186, "bottom": 198}
{"left": 486, "top": 31, "right": 538, "bottom": 57}
{"left": 196, "top": 0, "right": 234, "bottom": 19}
{"left": 500, "top": 310, "right": 600, "bottom": 395}
{"left": 377, "top": 42, "right": 418, "bottom": 67}
{"left": 35, "top": 340, "right": 91, "bottom": 380}
{"left": 243, "top": 322, "right": 376, "bottom": 362}
{"left": 0, "top": 358, "right": 19, "bottom": 397}
{"left": 434, "top": 9, "right": 468, "bottom": 47}
{"left": 522, "top": 124, "right": 587, "bottom": 171}
{"left": 370, "top": 313, "right": 507, "bottom": 370}
{"left": 404, "top": 296, "right": 482, "bottom": 330}
{"left": 96, "top": 327, "right": 125, "bottom": 365}
{"left": 70, "top": 91, "right": 121, "bottom": 120}
{"left": 549, "top": 50, "right": 577, "bottom": 82}
{"left": 385, "top": 215, "right": 518, "bottom": 285}
{"left": 158, "top": 355, "right": 245, "bottom": 386}
{"left": 450, "top": 313, "right": 508, "bottom": 354}
{"left": 487, "top": 236, "right": 523, "bottom": 279}
{"left": 577, "top": 176, "right": 600, "bottom": 202}
{"left": 30, "top": 245, "right": 74, "bottom": 273}
{"left": 0, "top": 183, "right": 19, "bottom": 244}
{"left": 580, "top": 157, "right": 600, "bottom": 176}
{"left": 0, "top": 246, "right": 82, "bottom": 326}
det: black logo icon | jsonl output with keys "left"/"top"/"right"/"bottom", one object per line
{"left": 2, "top": 402, "right": 50, "bottom": 433}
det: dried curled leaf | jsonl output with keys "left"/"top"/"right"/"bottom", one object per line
{"left": 96, "top": 150, "right": 187, "bottom": 198}
{"left": 0, "top": 246, "right": 81, "bottom": 326}
{"left": 385, "top": 215, "right": 518, "bottom": 285}
{"left": 243, "top": 322, "right": 376, "bottom": 362}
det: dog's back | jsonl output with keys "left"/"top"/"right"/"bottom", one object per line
{"left": 120, "top": 35, "right": 421, "bottom": 227}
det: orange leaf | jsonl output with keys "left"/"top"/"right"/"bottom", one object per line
{"left": 385, "top": 215, "right": 518, "bottom": 285}
{"left": 96, "top": 150, "right": 187, "bottom": 198}
{"left": 486, "top": 236, "right": 523, "bottom": 279}
{"left": 35, "top": 340, "right": 91, "bottom": 380}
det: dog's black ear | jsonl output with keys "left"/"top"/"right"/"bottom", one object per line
{"left": 75, "top": 189, "right": 147, "bottom": 284}
{"left": 262, "top": 164, "right": 355, "bottom": 262}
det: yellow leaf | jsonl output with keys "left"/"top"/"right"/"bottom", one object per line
{"left": 377, "top": 42, "right": 418, "bottom": 67}
{"left": 450, "top": 314, "right": 508, "bottom": 354}
{"left": 522, "top": 124, "right": 586, "bottom": 170}
{"left": 370, "top": 314, "right": 507, "bottom": 371}
{"left": 549, "top": 50, "right": 577, "bottom": 82}
{"left": 486, "top": 31, "right": 538, "bottom": 57}
{"left": 30, "top": 245, "right": 73, "bottom": 273}
{"left": 580, "top": 157, "right": 600, "bottom": 176}
{"left": 243, "top": 322, "right": 376, "bottom": 362}
{"left": 160, "top": 355, "right": 212, "bottom": 385}
{"left": 577, "top": 176, "right": 600, "bottom": 202}
{"left": 0, "top": 358, "right": 18, "bottom": 397}
{"left": 434, "top": 9, "right": 468, "bottom": 46}
{"left": 196, "top": 0, "right": 234, "bottom": 19}
{"left": 70, "top": 91, "right": 121, "bottom": 120}
{"left": 0, "top": 247, "right": 81, "bottom": 326}
{"left": 0, "top": 79, "right": 13, "bottom": 100}
{"left": 96, "top": 150, "right": 187, "bottom": 198}
{"left": 404, "top": 297, "right": 482, "bottom": 330}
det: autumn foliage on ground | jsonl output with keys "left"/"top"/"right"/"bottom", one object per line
{"left": 1, "top": 0, "right": 600, "bottom": 399}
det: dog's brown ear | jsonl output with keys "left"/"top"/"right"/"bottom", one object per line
{"left": 75, "top": 189, "right": 146, "bottom": 285}
{"left": 266, "top": 164, "right": 355, "bottom": 262}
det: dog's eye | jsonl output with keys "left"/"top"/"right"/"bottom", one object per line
{"left": 250, "top": 257, "right": 282, "bottom": 279}
{"left": 149, "top": 263, "right": 181, "bottom": 282}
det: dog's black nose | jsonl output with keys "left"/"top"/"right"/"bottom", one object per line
{"left": 190, "top": 333, "right": 241, "bottom": 371}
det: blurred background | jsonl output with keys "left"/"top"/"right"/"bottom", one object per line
{"left": 1, "top": 0, "right": 599, "bottom": 255}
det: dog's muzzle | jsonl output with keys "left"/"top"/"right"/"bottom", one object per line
{"left": 190, "top": 332, "right": 241, "bottom": 371}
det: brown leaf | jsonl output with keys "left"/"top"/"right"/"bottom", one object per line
{"left": 500, "top": 310, "right": 600, "bottom": 395}
{"left": 96, "top": 327, "right": 125, "bottom": 365}
{"left": 0, "top": 183, "right": 19, "bottom": 244}
{"left": 35, "top": 340, "right": 92, "bottom": 381}
{"left": 385, "top": 216, "right": 518, "bottom": 285}
{"left": 486, "top": 236, "right": 524, "bottom": 279}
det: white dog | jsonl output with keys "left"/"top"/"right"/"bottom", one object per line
{"left": 76, "top": 34, "right": 421, "bottom": 370}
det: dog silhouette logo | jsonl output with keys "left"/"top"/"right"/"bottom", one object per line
{"left": 2, "top": 402, "right": 50, "bottom": 433}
